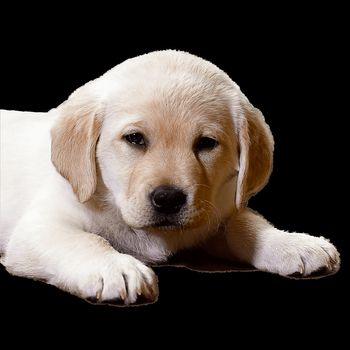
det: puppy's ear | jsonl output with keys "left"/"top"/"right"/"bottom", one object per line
{"left": 235, "top": 100, "right": 274, "bottom": 209}
{"left": 51, "top": 99, "right": 102, "bottom": 203}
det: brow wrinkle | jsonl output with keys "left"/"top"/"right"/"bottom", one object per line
{"left": 222, "top": 172, "right": 237, "bottom": 186}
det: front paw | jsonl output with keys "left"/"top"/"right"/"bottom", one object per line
{"left": 254, "top": 232, "right": 340, "bottom": 277}
{"left": 51, "top": 253, "right": 158, "bottom": 305}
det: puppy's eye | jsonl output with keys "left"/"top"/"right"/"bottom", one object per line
{"left": 124, "top": 133, "right": 146, "bottom": 147}
{"left": 195, "top": 137, "right": 219, "bottom": 152}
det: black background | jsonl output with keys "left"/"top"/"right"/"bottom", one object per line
{"left": 1, "top": 5, "right": 348, "bottom": 342}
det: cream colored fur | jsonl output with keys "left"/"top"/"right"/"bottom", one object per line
{"left": 0, "top": 50, "right": 340, "bottom": 305}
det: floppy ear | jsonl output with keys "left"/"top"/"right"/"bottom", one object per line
{"left": 51, "top": 100, "right": 102, "bottom": 203}
{"left": 235, "top": 100, "right": 274, "bottom": 209}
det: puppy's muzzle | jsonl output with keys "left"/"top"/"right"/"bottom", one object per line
{"left": 150, "top": 185, "right": 187, "bottom": 215}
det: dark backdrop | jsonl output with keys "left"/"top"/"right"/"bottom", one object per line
{"left": 1, "top": 6, "right": 348, "bottom": 342}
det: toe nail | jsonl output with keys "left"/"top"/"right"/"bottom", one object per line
{"left": 96, "top": 290, "right": 102, "bottom": 300}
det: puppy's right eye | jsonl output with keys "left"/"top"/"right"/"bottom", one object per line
{"left": 124, "top": 133, "right": 146, "bottom": 147}
{"left": 195, "top": 136, "right": 219, "bottom": 152}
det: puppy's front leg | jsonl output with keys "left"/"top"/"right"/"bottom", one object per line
{"left": 206, "top": 209, "right": 340, "bottom": 277}
{"left": 2, "top": 210, "right": 158, "bottom": 304}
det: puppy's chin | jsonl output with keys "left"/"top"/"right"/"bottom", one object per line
{"left": 145, "top": 223, "right": 196, "bottom": 235}
{"left": 147, "top": 224, "right": 183, "bottom": 233}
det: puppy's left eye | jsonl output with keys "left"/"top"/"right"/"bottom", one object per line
{"left": 124, "top": 132, "right": 146, "bottom": 147}
{"left": 195, "top": 137, "right": 219, "bottom": 152}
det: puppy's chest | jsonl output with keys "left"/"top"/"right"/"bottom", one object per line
{"left": 86, "top": 211, "right": 172, "bottom": 263}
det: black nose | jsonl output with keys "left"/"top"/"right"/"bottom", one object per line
{"left": 150, "top": 186, "right": 187, "bottom": 214}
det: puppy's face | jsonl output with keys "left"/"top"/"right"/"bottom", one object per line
{"left": 97, "top": 87, "right": 238, "bottom": 233}
{"left": 51, "top": 50, "right": 273, "bottom": 236}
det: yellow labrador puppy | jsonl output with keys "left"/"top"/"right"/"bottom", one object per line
{"left": 0, "top": 50, "right": 340, "bottom": 305}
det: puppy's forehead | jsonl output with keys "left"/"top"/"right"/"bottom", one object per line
{"left": 112, "top": 94, "right": 232, "bottom": 140}
{"left": 101, "top": 50, "right": 241, "bottom": 136}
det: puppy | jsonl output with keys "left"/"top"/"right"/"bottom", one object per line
{"left": 0, "top": 50, "right": 340, "bottom": 305}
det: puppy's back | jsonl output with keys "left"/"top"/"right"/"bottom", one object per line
{"left": 0, "top": 110, "right": 56, "bottom": 248}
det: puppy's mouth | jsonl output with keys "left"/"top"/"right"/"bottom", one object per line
{"left": 150, "top": 217, "right": 183, "bottom": 230}
{"left": 137, "top": 209, "right": 205, "bottom": 232}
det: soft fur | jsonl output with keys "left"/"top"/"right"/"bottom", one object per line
{"left": 0, "top": 50, "right": 340, "bottom": 305}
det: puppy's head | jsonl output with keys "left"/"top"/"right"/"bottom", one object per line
{"left": 51, "top": 51, "right": 273, "bottom": 233}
